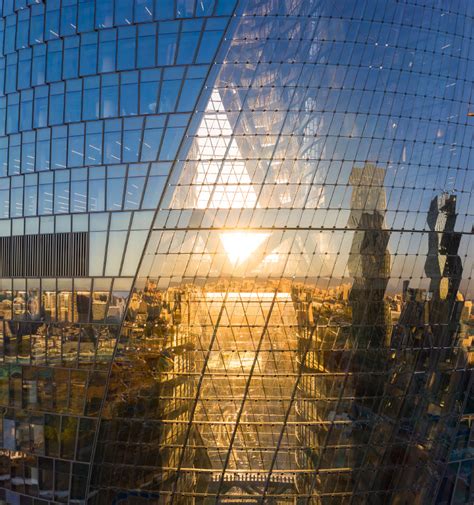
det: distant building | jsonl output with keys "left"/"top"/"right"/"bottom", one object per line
{"left": 376, "top": 194, "right": 469, "bottom": 503}
{"left": 0, "top": 1, "right": 470, "bottom": 504}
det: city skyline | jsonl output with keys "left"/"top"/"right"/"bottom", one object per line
{"left": 0, "top": 0, "right": 471, "bottom": 504}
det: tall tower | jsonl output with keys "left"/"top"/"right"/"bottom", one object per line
{"left": 0, "top": 1, "right": 471, "bottom": 504}
{"left": 295, "top": 163, "right": 392, "bottom": 503}
{"left": 346, "top": 163, "right": 392, "bottom": 498}
{"left": 347, "top": 163, "right": 391, "bottom": 351}
{"left": 426, "top": 193, "right": 463, "bottom": 305}
{"left": 374, "top": 193, "right": 468, "bottom": 504}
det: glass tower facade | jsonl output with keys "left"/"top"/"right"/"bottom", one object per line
{"left": 0, "top": 0, "right": 472, "bottom": 504}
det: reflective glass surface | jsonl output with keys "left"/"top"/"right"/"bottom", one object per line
{"left": 0, "top": 0, "right": 472, "bottom": 504}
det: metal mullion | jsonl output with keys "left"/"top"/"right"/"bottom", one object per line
{"left": 0, "top": 237, "right": 4, "bottom": 276}
{"left": 83, "top": 3, "right": 245, "bottom": 499}
{"left": 56, "top": 234, "right": 61, "bottom": 277}
{"left": 260, "top": 310, "right": 319, "bottom": 500}
{"left": 75, "top": 232, "right": 80, "bottom": 277}
{"left": 65, "top": 232, "right": 69, "bottom": 278}
{"left": 95, "top": 78, "right": 105, "bottom": 141}
{"left": 6, "top": 235, "right": 10, "bottom": 276}
{"left": 349, "top": 343, "right": 423, "bottom": 504}
{"left": 81, "top": 230, "right": 87, "bottom": 277}
{"left": 8, "top": 235, "right": 11, "bottom": 277}
{"left": 118, "top": 119, "right": 127, "bottom": 209}
{"left": 135, "top": 65, "right": 145, "bottom": 164}
{"left": 61, "top": 233, "right": 65, "bottom": 278}
{"left": 31, "top": 233, "right": 35, "bottom": 277}
{"left": 302, "top": 315, "right": 365, "bottom": 504}
{"left": 71, "top": 231, "right": 75, "bottom": 278}
{"left": 161, "top": 441, "right": 300, "bottom": 451}
{"left": 1, "top": 237, "right": 4, "bottom": 276}
{"left": 66, "top": 408, "right": 81, "bottom": 504}
{"left": 23, "top": 234, "right": 28, "bottom": 277}
{"left": 175, "top": 17, "right": 184, "bottom": 65}
{"left": 11, "top": 235, "right": 16, "bottom": 277}
{"left": 213, "top": 290, "right": 277, "bottom": 503}
{"left": 47, "top": 231, "right": 51, "bottom": 277}
{"left": 98, "top": 212, "right": 109, "bottom": 278}
{"left": 169, "top": 289, "right": 230, "bottom": 504}
{"left": 237, "top": 293, "right": 267, "bottom": 475}
{"left": 151, "top": 69, "right": 163, "bottom": 117}
{"left": 116, "top": 214, "right": 132, "bottom": 277}
{"left": 212, "top": 303, "right": 248, "bottom": 470}
{"left": 262, "top": 322, "right": 317, "bottom": 498}
{"left": 84, "top": 231, "right": 89, "bottom": 276}
{"left": 173, "top": 66, "right": 188, "bottom": 116}
{"left": 77, "top": 231, "right": 81, "bottom": 278}
{"left": 136, "top": 170, "right": 148, "bottom": 210}
{"left": 155, "top": 419, "right": 351, "bottom": 426}
{"left": 227, "top": 311, "right": 261, "bottom": 473}
{"left": 18, "top": 235, "right": 23, "bottom": 276}
{"left": 27, "top": 235, "right": 32, "bottom": 277}
{"left": 117, "top": 71, "right": 124, "bottom": 128}
{"left": 193, "top": 290, "right": 231, "bottom": 468}
{"left": 133, "top": 16, "right": 138, "bottom": 71}
{"left": 58, "top": 232, "right": 63, "bottom": 277}
{"left": 43, "top": 232, "right": 48, "bottom": 277}
{"left": 99, "top": 120, "right": 107, "bottom": 205}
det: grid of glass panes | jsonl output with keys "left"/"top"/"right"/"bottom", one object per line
{"left": 0, "top": 0, "right": 472, "bottom": 504}
{"left": 0, "top": 1, "right": 238, "bottom": 503}
{"left": 96, "top": 0, "right": 473, "bottom": 503}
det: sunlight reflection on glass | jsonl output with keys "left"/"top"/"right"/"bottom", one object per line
{"left": 220, "top": 231, "right": 269, "bottom": 265}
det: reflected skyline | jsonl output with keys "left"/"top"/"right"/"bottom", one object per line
{"left": 0, "top": 0, "right": 471, "bottom": 504}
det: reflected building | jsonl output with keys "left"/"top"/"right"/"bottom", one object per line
{"left": 0, "top": 1, "right": 471, "bottom": 504}
{"left": 375, "top": 193, "right": 470, "bottom": 504}
{"left": 347, "top": 163, "right": 391, "bottom": 413}
{"left": 295, "top": 163, "right": 392, "bottom": 503}
{"left": 191, "top": 285, "right": 298, "bottom": 502}
{"left": 91, "top": 284, "right": 198, "bottom": 502}
{"left": 346, "top": 164, "right": 392, "bottom": 500}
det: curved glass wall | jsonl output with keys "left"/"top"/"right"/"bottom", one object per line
{"left": 0, "top": 0, "right": 472, "bottom": 504}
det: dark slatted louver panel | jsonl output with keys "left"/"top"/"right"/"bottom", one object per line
{"left": 0, "top": 232, "right": 89, "bottom": 277}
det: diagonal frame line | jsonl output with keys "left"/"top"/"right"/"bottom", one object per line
{"left": 260, "top": 309, "right": 321, "bottom": 502}
{"left": 213, "top": 290, "right": 278, "bottom": 503}
{"left": 169, "top": 289, "right": 229, "bottom": 504}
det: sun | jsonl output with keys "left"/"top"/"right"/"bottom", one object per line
{"left": 220, "top": 231, "right": 270, "bottom": 265}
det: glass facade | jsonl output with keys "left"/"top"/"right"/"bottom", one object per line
{"left": 0, "top": 0, "right": 472, "bottom": 504}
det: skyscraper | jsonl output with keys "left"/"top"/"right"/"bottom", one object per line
{"left": 0, "top": 1, "right": 471, "bottom": 504}
{"left": 372, "top": 193, "right": 469, "bottom": 504}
